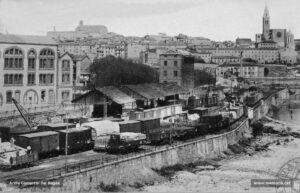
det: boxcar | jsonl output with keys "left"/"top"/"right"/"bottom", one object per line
{"left": 63, "top": 117, "right": 89, "bottom": 124}
{"left": 119, "top": 120, "right": 142, "bottom": 133}
{"left": 57, "top": 127, "right": 92, "bottom": 153}
{"left": 37, "top": 123, "right": 76, "bottom": 132}
{"left": 15, "top": 131, "right": 59, "bottom": 156}
{"left": 137, "top": 118, "right": 160, "bottom": 134}
{"left": 94, "top": 132, "right": 146, "bottom": 152}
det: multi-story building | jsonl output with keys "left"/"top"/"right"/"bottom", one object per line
{"left": 0, "top": 34, "right": 58, "bottom": 112}
{"left": 255, "top": 5, "right": 294, "bottom": 49}
{"left": 216, "top": 62, "right": 265, "bottom": 78}
{"left": 47, "top": 20, "right": 108, "bottom": 41}
{"left": 236, "top": 38, "right": 252, "bottom": 48}
{"left": 57, "top": 53, "right": 92, "bottom": 103}
{"left": 190, "top": 51, "right": 212, "bottom": 63}
{"left": 211, "top": 56, "right": 240, "bottom": 64}
{"left": 125, "top": 43, "right": 148, "bottom": 61}
{"left": 58, "top": 41, "right": 126, "bottom": 61}
{"left": 197, "top": 48, "right": 280, "bottom": 64}
{"left": 159, "top": 52, "right": 195, "bottom": 90}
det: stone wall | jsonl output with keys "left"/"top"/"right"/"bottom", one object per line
{"left": 249, "top": 88, "right": 289, "bottom": 123}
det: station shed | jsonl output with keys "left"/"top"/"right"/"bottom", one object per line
{"left": 72, "top": 86, "right": 136, "bottom": 118}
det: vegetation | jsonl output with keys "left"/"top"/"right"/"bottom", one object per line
{"left": 242, "top": 58, "right": 257, "bottom": 63}
{"left": 194, "top": 70, "right": 216, "bottom": 86}
{"left": 97, "top": 182, "right": 120, "bottom": 192}
{"left": 89, "top": 56, "right": 159, "bottom": 87}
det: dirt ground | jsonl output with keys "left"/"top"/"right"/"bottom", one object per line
{"left": 142, "top": 118, "right": 300, "bottom": 193}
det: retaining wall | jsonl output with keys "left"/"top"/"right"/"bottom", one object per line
{"left": 249, "top": 88, "right": 289, "bottom": 123}
{"left": 51, "top": 118, "right": 249, "bottom": 192}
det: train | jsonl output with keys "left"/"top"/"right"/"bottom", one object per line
{"left": 0, "top": 104, "right": 246, "bottom": 168}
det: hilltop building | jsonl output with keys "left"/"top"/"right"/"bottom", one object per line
{"left": 47, "top": 20, "right": 108, "bottom": 40}
{"left": 255, "top": 5, "right": 294, "bottom": 49}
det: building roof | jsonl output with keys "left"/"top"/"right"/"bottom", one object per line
{"left": 218, "top": 62, "right": 263, "bottom": 67}
{"left": 58, "top": 127, "right": 90, "bottom": 133}
{"left": 0, "top": 34, "right": 58, "bottom": 46}
{"left": 72, "top": 54, "right": 90, "bottom": 61}
{"left": 197, "top": 47, "right": 279, "bottom": 51}
{"left": 19, "top": 131, "right": 58, "bottom": 138}
{"left": 97, "top": 86, "right": 135, "bottom": 104}
{"left": 212, "top": 56, "right": 239, "bottom": 59}
{"left": 123, "top": 83, "right": 189, "bottom": 100}
{"left": 72, "top": 86, "right": 135, "bottom": 105}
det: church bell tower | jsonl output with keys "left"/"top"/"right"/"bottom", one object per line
{"left": 263, "top": 5, "right": 270, "bottom": 40}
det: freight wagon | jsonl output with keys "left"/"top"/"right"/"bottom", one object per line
{"left": 15, "top": 131, "right": 59, "bottom": 158}
{"left": 94, "top": 132, "right": 146, "bottom": 153}
{"left": 37, "top": 123, "right": 76, "bottom": 132}
{"left": 130, "top": 104, "right": 182, "bottom": 120}
{"left": 137, "top": 117, "right": 161, "bottom": 135}
{"left": 82, "top": 120, "right": 120, "bottom": 141}
{"left": 57, "top": 127, "right": 93, "bottom": 153}
{"left": 0, "top": 142, "right": 38, "bottom": 169}
{"left": 119, "top": 120, "right": 142, "bottom": 133}
{"left": 148, "top": 125, "right": 196, "bottom": 144}
{"left": 63, "top": 117, "right": 89, "bottom": 124}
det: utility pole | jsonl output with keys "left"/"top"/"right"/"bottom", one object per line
{"left": 65, "top": 112, "right": 68, "bottom": 172}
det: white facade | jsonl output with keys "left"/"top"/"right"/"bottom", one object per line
{"left": 0, "top": 39, "right": 58, "bottom": 112}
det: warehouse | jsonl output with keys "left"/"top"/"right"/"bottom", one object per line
{"left": 72, "top": 86, "right": 136, "bottom": 118}
{"left": 120, "top": 83, "right": 189, "bottom": 109}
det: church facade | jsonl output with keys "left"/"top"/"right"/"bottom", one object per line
{"left": 255, "top": 6, "right": 294, "bottom": 49}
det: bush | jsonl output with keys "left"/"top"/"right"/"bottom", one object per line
{"left": 251, "top": 122, "right": 264, "bottom": 137}
{"left": 97, "top": 182, "right": 120, "bottom": 192}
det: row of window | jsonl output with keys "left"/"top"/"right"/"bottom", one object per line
{"left": 163, "top": 60, "right": 179, "bottom": 67}
{"left": 4, "top": 58, "right": 55, "bottom": 69}
{"left": 1, "top": 89, "right": 69, "bottom": 105}
{"left": 4, "top": 73, "right": 54, "bottom": 86}
{"left": 3, "top": 47, "right": 55, "bottom": 70}
{"left": 163, "top": 70, "right": 178, "bottom": 77}
{"left": 3, "top": 90, "right": 55, "bottom": 104}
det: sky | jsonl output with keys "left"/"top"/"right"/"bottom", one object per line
{"left": 0, "top": 0, "right": 299, "bottom": 41}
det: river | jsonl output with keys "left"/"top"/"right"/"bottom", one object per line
{"left": 142, "top": 102, "right": 300, "bottom": 193}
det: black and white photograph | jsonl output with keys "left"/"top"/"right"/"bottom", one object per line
{"left": 0, "top": 0, "right": 300, "bottom": 192}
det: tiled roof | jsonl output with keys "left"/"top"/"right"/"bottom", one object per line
{"left": 123, "top": 83, "right": 189, "bottom": 99}
{"left": 0, "top": 34, "right": 58, "bottom": 45}
{"left": 72, "top": 86, "right": 136, "bottom": 105}
{"left": 97, "top": 86, "right": 135, "bottom": 104}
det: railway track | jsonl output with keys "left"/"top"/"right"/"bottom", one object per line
{"left": 0, "top": 116, "right": 248, "bottom": 182}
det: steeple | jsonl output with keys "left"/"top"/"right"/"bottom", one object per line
{"left": 262, "top": 4, "right": 270, "bottom": 40}
{"left": 263, "top": 4, "right": 270, "bottom": 18}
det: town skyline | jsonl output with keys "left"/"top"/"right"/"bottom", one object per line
{"left": 0, "top": 0, "right": 299, "bottom": 41}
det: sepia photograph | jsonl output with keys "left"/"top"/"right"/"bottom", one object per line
{"left": 0, "top": 0, "right": 299, "bottom": 192}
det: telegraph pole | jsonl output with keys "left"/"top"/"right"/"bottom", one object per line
{"left": 65, "top": 112, "right": 68, "bottom": 172}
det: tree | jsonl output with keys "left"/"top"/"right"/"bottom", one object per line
{"left": 194, "top": 70, "right": 216, "bottom": 86}
{"left": 89, "top": 56, "right": 159, "bottom": 87}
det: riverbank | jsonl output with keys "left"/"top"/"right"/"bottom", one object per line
{"left": 142, "top": 112, "right": 300, "bottom": 193}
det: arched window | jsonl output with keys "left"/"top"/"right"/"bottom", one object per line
{"left": 4, "top": 47, "right": 24, "bottom": 69}
{"left": 28, "top": 49, "right": 36, "bottom": 70}
{"left": 39, "top": 48, "right": 55, "bottom": 69}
